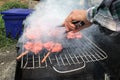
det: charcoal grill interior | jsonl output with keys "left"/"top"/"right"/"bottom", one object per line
{"left": 15, "top": 25, "right": 120, "bottom": 80}
{"left": 17, "top": 33, "right": 108, "bottom": 73}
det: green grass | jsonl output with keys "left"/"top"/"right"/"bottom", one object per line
{"left": 0, "top": 15, "right": 17, "bottom": 51}
{"left": 0, "top": 1, "right": 28, "bottom": 51}
{"left": 0, "top": 1, "right": 28, "bottom": 12}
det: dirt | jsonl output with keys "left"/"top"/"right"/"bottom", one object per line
{"left": 0, "top": 46, "right": 16, "bottom": 80}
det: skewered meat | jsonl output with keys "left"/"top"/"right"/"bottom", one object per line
{"left": 66, "top": 31, "right": 76, "bottom": 39}
{"left": 16, "top": 42, "right": 33, "bottom": 60}
{"left": 75, "top": 32, "right": 82, "bottom": 39}
{"left": 31, "top": 42, "right": 43, "bottom": 54}
{"left": 24, "top": 42, "right": 34, "bottom": 50}
{"left": 66, "top": 31, "right": 82, "bottom": 39}
{"left": 16, "top": 51, "right": 29, "bottom": 60}
{"left": 51, "top": 43, "right": 63, "bottom": 52}
{"left": 41, "top": 43, "right": 63, "bottom": 63}
{"left": 16, "top": 41, "right": 43, "bottom": 60}
{"left": 43, "top": 41, "right": 55, "bottom": 51}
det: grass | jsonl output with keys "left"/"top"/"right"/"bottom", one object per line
{"left": 0, "top": 15, "right": 17, "bottom": 51}
{"left": 0, "top": 1, "right": 28, "bottom": 12}
{"left": 0, "top": 1, "right": 28, "bottom": 51}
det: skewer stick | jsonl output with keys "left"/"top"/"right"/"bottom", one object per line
{"left": 41, "top": 43, "right": 57, "bottom": 63}
{"left": 41, "top": 51, "right": 51, "bottom": 63}
{"left": 16, "top": 50, "right": 29, "bottom": 60}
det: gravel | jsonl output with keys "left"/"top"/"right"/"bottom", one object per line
{"left": 0, "top": 48, "right": 16, "bottom": 80}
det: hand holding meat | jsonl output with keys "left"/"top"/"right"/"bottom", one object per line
{"left": 64, "top": 10, "right": 91, "bottom": 32}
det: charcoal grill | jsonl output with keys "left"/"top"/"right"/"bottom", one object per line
{"left": 18, "top": 33, "right": 107, "bottom": 73}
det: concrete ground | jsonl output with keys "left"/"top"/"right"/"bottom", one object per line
{"left": 0, "top": 46, "right": 16, "bottom": 80}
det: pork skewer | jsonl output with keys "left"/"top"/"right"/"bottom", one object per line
{"left": 16, "top": 42, "right": 33, "bottom": 60}
{"left": 66, "top": 31, "right": 82, "bottom": 39}
{"left": 41, "top": 51, "right": 51, "bottom": 63}
{"left": 16, "top": 42, "right": 43, "bottom": 60}
{"left": 16, "top": 51, "right": 29, "bottom": 60}
{"left": 41, "top": 43, "right": 63, "bottom": 63}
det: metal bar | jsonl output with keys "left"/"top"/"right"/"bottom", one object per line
{"left": 33, "top": 54, "right": 35, "bottom": 68}
{"left": 64, "top": 54, "right": 71, "bottom": 65}
{"left": 69, "top": 46, "right": 82, "bottom": 64}
{"left": 48, "top": 56, "right": 52, "bottom": 64}
{"left": 60, "top": 55, "right": 65, "bottom": 66}
{"left": 38, "top": 53, "right": 41, "bottom": 67}
{"left": 80, "top": 39, "right": 99, "bottom": 61}
{"left": 44, "top": 53, "right": 48, "bottom": 67}
{"left": 20, "top": 33, "right": 107, "bottom": 69}
{"left": 23, "top": 54, "right": 29, "bottom": 68}
{"left": 68, "top": 52, "right": 76, "bottom": 64}
{"left": 72, "top": 40, "right": 91, "bottom": 62}
{"left": 55, "top": 55, "right": 60, "bottom": 66}
{"left": 83, "top": 35, "right": 107, "bottom": 58}
{"left": 21, "top": 56, "right": 24, "bottom": 68}
{"left": 84, "top": 39, "right": 106, "bottom": 60}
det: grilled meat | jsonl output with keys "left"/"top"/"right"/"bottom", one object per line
{"left": 66, "top": 31, "right": 76, "bottom": 39}
{"left": 51, "top": 43, "right": 63, "bottom": 52}
{"left": 31, "top": 42, "right": 43, "bottom": 54}
{"left": 24, "top": 42, "right": 34, "bottom": 50}
{"left": 66, "top": 31, "right": 82, "bottom": 39}
{"left": 43, "top": 41, "right": 55, "bottom": 51}
{"left": 75, "top": 32, "right": 82, "bottom": 39}
{"left": 41, "top": 42, "right": 63, "bottom": 63}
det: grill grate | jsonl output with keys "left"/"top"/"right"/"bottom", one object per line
{"left": 20, "top": 34, "right": 108, "bottom": 73}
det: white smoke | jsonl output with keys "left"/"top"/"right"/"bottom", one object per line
{"left": 19, "top": 0, "right": 85, "bottom": 43}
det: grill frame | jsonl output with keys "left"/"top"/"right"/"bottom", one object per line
{"left": 17, "top": 34, "right": 108, "bottom": 73}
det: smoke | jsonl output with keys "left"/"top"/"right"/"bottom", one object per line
{"left": 19, "top": 0, "right": 85, "bottom": 43}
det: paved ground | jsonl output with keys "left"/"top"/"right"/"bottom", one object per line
{"left": 0, "top": 46, "right": 16, "bottom": 80}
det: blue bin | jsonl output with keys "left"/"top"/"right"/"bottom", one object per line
{"left": 1, "top": 8, "right": 33, "bottom": 39}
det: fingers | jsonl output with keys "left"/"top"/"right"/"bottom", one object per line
{"left": 64, "top": 15, "right": 76, "bottom": 31}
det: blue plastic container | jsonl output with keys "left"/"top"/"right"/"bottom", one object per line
{"left": 1, "top": 8, "right": 33, "bottom": 39}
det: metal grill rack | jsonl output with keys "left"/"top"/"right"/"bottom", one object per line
{"left": 20, "top": 34, "right": 108, "bottom": 73}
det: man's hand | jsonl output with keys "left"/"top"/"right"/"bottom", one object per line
{"left": 64, "top": 10, "right": 92, "bottom": 32}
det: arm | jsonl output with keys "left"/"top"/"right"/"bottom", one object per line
{"left": 64, "top": 0, "right": 120, "bottom": 32}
